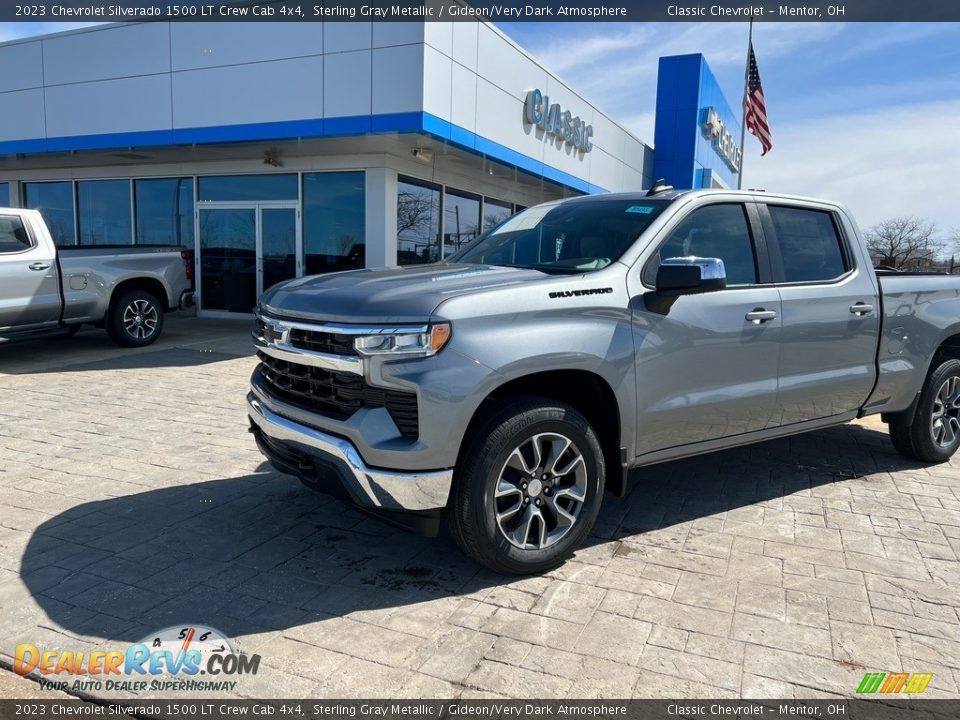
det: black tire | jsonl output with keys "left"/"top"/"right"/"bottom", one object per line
{"left": 889, "top": 358, "right": 960, "bottom": 463}
{"left": 106, "top": 289, "right": 164, "bottom": 347}
{"left": 447, "top": 396, "right": 605, "bottom": 575}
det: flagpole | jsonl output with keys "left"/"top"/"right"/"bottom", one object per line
{"left": 737, "top": 14, "right": 754, "bottom": 190}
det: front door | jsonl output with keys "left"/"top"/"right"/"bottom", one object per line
{"left": 198, "top": 203, "right": 300, "bottom": 313}
{"left": 629, "top": 201, "right": 782, "bottom": 458}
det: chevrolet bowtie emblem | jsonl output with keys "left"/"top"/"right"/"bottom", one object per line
{"left": 704, "top": 109, "right": 723, "bottom": 138}
{"left": 263, "top": 319, "right": 287, "bottom": 344}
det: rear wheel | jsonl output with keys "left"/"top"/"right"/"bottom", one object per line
{"left": 447, "top": 397, "right": 605, "bottom": 575}
{"left": 889, "top": 358, "right": 960, "bottom": 462}
{"left": 106, "top": 289, "right": 164, "bottom": 347}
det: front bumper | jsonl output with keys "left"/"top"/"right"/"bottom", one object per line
{"left": 247, "top": 394, "right": 453, "bottom": 528}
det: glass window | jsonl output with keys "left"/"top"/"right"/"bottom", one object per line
{"left": 768, "top": 206, "right": 848, "bottom": 283}
{"left": 23, "top": 181, "right": 75, "bottom": 246}
{"left": 135, "top": 178, "right": 194, "bottom": 247}
{"left": 397, "top": 177, "right": 441, "bottom": 265}
{"left": 77, "top": 180, "right": 132, "bottom": 245}
{"left": 198, "top": 174, "right": 297, "bottom": 202}
{"left": 0, "top": 183, "right": 9, "bottom": 206}
{"left": 198, "top": 207, "right": 257, "bottom": 313}
{"left": 302, "top": 172, "right": 365, "bottom": 274}
{"left": 0, "top": 214, "right": 31, "bottom": 253}
{"left": 450, "top": 198, "right": 670, "bottom": 273}
{"left": 483, "top": 198, "right": 513, "bottom": 231}
{"left": 650, "top": 204, "right": 758, "bottom": 286}
{"left": 443, "top": 189, "right": 480, "bottom": 257}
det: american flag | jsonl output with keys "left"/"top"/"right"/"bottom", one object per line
{"left": 744, "top": 42, "right": 772, "bottom": 155}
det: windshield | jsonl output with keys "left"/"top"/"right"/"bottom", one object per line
{"left": 446, "top": 198, "right": 671, "bottom": 273}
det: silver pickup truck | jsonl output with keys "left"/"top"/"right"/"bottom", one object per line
{"left": 248, "top": 188, "right": 960, "bottom": 574}
{"left": 0, "top": 207, "right": 193, "bottom": 347}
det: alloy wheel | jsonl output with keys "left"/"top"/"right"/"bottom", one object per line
{"left": 123, "top": 299, "right": 159, "bottom": 341}
{"left": 494, "top": 432, "right": 587, "bottom": 550}
{"left": 931, "top": 375, "right": 960, "bottom": 448}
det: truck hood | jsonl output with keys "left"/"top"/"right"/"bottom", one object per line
{"left": 258, "top": 263, "right": 551, "bottom": 323}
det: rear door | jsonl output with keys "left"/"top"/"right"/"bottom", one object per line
{"left": 759, "top": 202, "right": 880, "bottom": 425}
{"left": 0, "top": 212, "right": 62, "bottom": 331}
{"left": 630, "top": 199, "right": 783, "bottom": 456}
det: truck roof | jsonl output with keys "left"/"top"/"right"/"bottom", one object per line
{"left": 562, "top": 188, "right": 844, "bottom": 208}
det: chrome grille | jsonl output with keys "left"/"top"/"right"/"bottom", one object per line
{"left": 255, "top": 316, "right": 358, "bottom": 357}
{"left": 256, "top": 351, "right": 419, "bottom": 439}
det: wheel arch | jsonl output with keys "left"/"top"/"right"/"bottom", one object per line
{"left": 459, "top": 369, "right": 629, "bottom": 497}
{"left": 108, "top": 276, "right": 171, "bottom": 317}
{"left": 882, "top": 334, "right": 960, "bottom": 424}
{"left": 934, "top": 331, "right": 960, "bottom": 365}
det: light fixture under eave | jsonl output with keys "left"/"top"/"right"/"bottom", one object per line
{"left": 264, "top": 149, "right": 282, "bottom": 167}
{"left": 411, "top": 147, "right": 433, "bottom": 163}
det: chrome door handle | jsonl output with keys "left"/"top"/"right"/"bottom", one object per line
{"left": 850, "top": 303, "right": 874, "bottom": 316}
{"left": 29, "top": 262, "right": 51, "bottom": 271}
{"left": 745, "top": 309, "right": 777, "bottom": 324}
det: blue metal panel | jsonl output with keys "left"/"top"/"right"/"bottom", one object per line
{"left": 0, "top": 137, "right": 47, "bottom": 154}
{"left": 654, "top": 54, "right": 741, "bottom": 190}
{"left": 0, "top": 112, "right": 604, "bottom": 196}
{"left": 47, "top": 129, "right": 175, "bottom": 152}
{"left": 172, "top": 119, "right": 324, "bottom": 145}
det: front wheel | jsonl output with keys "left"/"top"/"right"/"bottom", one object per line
{"left": 889, "top": 358, "right": 960, "bottom": 462}
{"left": 447, "top": 397, "right": 605, "bottom": 575}
{"left": 106, "top": 289, "right": 164, "bottom": 347}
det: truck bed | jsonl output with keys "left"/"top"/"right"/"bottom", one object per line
{"left": 866, "top": 272, "right": 960, "bottom": 416}
{"left": 56, "top": 245, "right": 191, "bottom": 323}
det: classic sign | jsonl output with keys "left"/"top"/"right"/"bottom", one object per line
{"left": 524, "top": 89, "right": 593, "bottom": 153}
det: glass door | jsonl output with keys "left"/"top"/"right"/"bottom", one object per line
{"left": 259, "top": 206, "right": 300, "bottom": 295}
{"left": 199, "top": 206, "right": 257, "bottom": 313}
{"left": 198, "top": 203, "right": 301, "bottom": 313}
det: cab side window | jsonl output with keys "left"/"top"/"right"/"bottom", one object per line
{"left": 646, "top": 203, "right": 758, "bottom": 286}
{"left": 767, "top": 206, "right": 848, "bottom": 283}
{"left": 0, "top": 215, "right": 32, "bottom": 254}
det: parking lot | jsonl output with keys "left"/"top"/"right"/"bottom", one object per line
{"left": 2, "top": 315, "right": 960, "bottom": 699}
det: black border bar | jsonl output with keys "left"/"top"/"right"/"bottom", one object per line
{"left": 3, "top": 0, "right": 960, "bottom": 23}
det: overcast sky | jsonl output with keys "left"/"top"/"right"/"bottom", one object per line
{"left": 4, "top": 21, "right": 959, "bottom": 237}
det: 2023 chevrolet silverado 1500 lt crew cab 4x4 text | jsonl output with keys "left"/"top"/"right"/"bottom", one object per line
{"left": 0, "top": 208, "right": 193, "bottom": 347}
{"left": 248, "top": 189, "right": 960, "bottom": 574}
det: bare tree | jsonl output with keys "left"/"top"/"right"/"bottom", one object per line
{"left": 951, "top": 228, "right": 960, "bottom": 273}
{"left": 866, "top": 216, "right": 942, "bottom": 270}
{"left": 397, "top": 190, "right": 437, "bottom": 236}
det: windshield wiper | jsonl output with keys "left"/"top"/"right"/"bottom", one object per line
{"left": 523, "top": 264, "right": 585, "bottom": 275}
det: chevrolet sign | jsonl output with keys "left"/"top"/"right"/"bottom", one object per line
{"left": 703, "top": 107, "right": 742, "bottom": 173}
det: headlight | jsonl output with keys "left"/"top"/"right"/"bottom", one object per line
{"left": 353, "top": 322, "right": 451, "bottom": 357}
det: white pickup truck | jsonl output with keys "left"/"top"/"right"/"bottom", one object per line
{"left": 0, "top": 207, "right": 193, "bottom": 347}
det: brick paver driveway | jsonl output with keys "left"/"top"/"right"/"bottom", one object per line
{"left": 2, "top": 315, "right": 960, "bottom": 700}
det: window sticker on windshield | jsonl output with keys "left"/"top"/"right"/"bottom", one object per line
{"left": 626, "top": 205, "right": 655, "bottom": 214}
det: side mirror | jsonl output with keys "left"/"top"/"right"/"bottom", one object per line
{"left": 655, "top": 257, "right": 727, "bottom": 296}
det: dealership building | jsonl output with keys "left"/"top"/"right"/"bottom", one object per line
{"left": 0, "top": 20, "right": 740, "bottom": 315}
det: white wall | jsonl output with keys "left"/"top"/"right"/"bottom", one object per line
{"left": 0, "top": 21, "right": 652, "bottom": 193}
{"left": 422, "top": 23, "right": 652, "bottom": 193}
